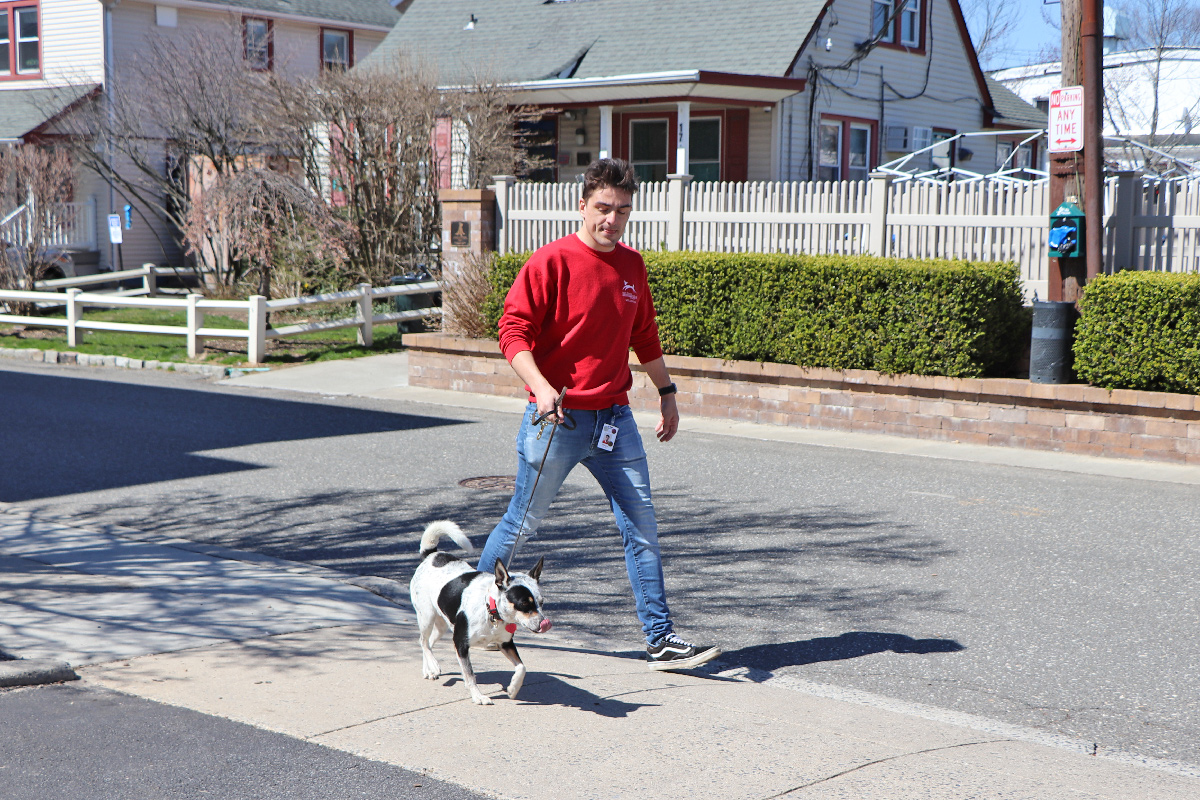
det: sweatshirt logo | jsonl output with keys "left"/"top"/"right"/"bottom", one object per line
{"left": 621, "top": 280, "right": 638, "bottom": 304}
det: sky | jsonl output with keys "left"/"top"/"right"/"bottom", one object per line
{"left": 983, "top": 1, "right": 1063, "bottom": 71}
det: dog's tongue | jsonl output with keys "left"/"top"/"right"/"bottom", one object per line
{"left": 539, "top": 619, "right": 553, "bottom": 633}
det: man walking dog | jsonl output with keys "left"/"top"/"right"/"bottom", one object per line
{"left": 476, "top": 158, "right": 720, "bottom": 671}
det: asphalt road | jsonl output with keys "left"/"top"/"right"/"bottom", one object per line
{"left": 0, "top": 683, "right": 486, "bottom": 800}
{"left": 3, "top": 361, "right": 1198, "bottom": 767}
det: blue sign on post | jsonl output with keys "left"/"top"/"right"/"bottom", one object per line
{"left": 123, "top": 204, "right": 132, "bottom": 229}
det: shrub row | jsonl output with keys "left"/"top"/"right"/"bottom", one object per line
{"left": 483, "top": 251, "right": 1028, "bottom": 379}
{"left": 1074, "top": 271, "right": 1200, "bottom": 394}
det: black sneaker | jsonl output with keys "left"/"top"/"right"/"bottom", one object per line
{"left": 646, "top": 633, "right": 721, "bottom": 671}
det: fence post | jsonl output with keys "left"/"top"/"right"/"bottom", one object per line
{"left": 142, "top": 264, "right": 157, "bottom": 296}
{"left": 1111, "top": 170, "right": 1139, "bottom": 272}
{"left": 186, "top": 293, "right": 205, "bottom": 358}
{"left": 356, "top": 282, "right": 374, "bottom": 347}
{"left": 868, "top": 171, "right": 893, "bottom": 257}
{"left": 66, "top": 288, "right": 81, "bottom": 348}
{"left": 492, "top": 175, "right": 516, "bottom": 255}
{"left": 666, "top": 173, "right": 692, "bottom": 252}
{"left": 247, "top": 295, "right": 267, "bottom": 365}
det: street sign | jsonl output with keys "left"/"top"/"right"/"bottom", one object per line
{"left": 1048, "top": 86, "right": 1084, "bottom": 153}
{"left": 107, "top": 214, "right": 123, "bottom": 245}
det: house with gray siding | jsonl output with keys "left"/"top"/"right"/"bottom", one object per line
{"left": 369, "top": 0, "right": 1045, "bottom": 186}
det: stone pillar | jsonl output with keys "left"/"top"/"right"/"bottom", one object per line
{"left": 439, "top": 187, "right": 496, "bottom": 331}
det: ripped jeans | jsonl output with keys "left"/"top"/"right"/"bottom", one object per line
{"left": 476, "top": 403, "right": 673, "bottom": 645}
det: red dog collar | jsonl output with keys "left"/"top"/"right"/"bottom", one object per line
{"left": 487, "top": 596, "right": 517, "bottom": 634}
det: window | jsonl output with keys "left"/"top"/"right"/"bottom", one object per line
{"left": 690, "top": 118, "right": 721, "bottom": 182}
{"left": 996, "top": 141, "right": 1033, "bottom": 171}
{"left": 871, "top": 0, "right": 922, "bottom": 49}
{"left": 818, "top": 116, "right": 875, "bottom": 182}
{"left": 0, "top": 3, "right": 40, "bottom": 78}
{"left": 630, "top": 119, "right": 669, "bottom": 182}
{"left": 321, "top": 28, "right": 352, "bottom": 71}
{"left": 244, "top": 17, "right": 272, "bottom": 71}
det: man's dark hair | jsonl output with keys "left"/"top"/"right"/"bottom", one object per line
{"left": 581, "top": 158, "right": 639, "bottom": 200}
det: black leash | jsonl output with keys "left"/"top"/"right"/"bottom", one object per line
{"left": 506, "top": 388, "right": 575, "bottom": 570}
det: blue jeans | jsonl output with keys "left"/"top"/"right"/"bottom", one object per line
{"left": 477, "top": 403, "right": 673, "bottom": 645}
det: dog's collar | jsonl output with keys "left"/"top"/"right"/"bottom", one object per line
{"left": 487, "top": 596, "right": 518, "bottom": 634}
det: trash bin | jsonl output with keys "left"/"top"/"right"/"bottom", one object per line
{"left": 1029, "top": 300, "right": 1077, "bottom": 384}
{"left": 390, "top": 267, "right": 438, "bottom": 334}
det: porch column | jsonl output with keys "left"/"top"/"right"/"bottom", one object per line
{"left": 675, "top": 101, "right": 691, "bottom": 175}
{"left": 599, "top": 105, "right": 613, "bottom": 160}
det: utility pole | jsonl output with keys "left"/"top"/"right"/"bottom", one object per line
{"left": 1048, "top": 0, "right": 1104, "bottom": 301}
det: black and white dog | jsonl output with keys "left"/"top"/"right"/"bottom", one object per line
{"left": 409, "top": 520, "right": 551, "bottom": 705}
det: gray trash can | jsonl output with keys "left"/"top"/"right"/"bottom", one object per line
{"left": 390, "top": 268, "right": 436, "bottom": 334}
{"left": 1029, "top": 300, "right": 1077, "bottom": 384}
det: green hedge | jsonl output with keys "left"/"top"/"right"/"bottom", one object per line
{"left": 1074, "top": 271, "right": 1200, "bottom": 393}
{"left": 483, "top": 251, "right": 1028, "bottom": 378}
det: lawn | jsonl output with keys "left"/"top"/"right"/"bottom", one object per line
{"left": 0, "top": 306, "right": 412, "bottom": 366}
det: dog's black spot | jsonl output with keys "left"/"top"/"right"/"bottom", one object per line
{"left": 453, "top": 611, "right": 471, "bottom": 657}
{"left": 431, "top": 552, "right": 459, "bottom": 568}
{"left": 437, "top": 572, "right": 480, "bottom": 620}
{"left": 506, "top": 585, "right": 538, "bottom": 613}
{"left": 501, "top": 640, "right": 520, "bottom": 658}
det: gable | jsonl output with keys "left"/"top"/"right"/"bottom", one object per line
{"left": 364, "top": 0, "right": 827, "bottom": 82}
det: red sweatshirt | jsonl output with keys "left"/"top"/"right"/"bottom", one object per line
{"left": 498, "top": 233, "right": 664, "bottom": 410}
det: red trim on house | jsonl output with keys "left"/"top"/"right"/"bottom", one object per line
{"left": 874, "top": 0, "right": 929, "bottom": 56}
{"left": 819, "top": 114, "right": 879, "bottom": 179}
{"left": 0, "top": 1, "right": 43, "bottom": 82}
{"left": 723, "top": 108, "right": 749, "bottom": 181}
{"left": 694, "top": 71, "right": 807, "bottom": 92}
{"left": 242, "top": 16, "right": 274, "bottom": 72}
{"left": 616, "top": 109, "right": 678, "bottom": 173}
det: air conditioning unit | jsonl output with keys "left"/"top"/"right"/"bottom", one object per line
{"left": 916, "top": 125, "right": 936, "bottom": 151}
{"left": 884, "top": 126, "right": 908, "bottom": 151}
{"left": 912, "top": 126, "right": 933, "bottom": 151}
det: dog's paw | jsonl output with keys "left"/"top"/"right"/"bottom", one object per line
{"left": 422, "top": 668, "right": 440, "bottom": 680}
{"left": 470, "top": 693, "right": 494, "bottom": 706}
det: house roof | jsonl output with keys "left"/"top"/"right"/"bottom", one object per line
{"left": 0, "top": 85, "right": 99, "bottom": 142}
{"left": 183, "top": 0, "right": 400, "bottom": 29}
{"left": 985, "top": 76, "right": 1046, "bottom": 130}
{"left": 363, "top": 0, "right": 828, "bottom": 82}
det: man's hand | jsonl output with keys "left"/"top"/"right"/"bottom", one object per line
{"left": 656, "top": 393, "right": 679, "bottom": 442}
{"left": 510, "top": 350, "right": 563, "bottom": 422}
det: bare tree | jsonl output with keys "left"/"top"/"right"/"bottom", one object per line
{"left": 52, "top": 15, "right": 279, "bottom": 281}
{"left": 961, "top": 0, "right": 1022, "bottom": 69}
{"left": 182, "top": 163, "right": 349, "bottom": 298}
{"left": 268, "top": 54, "right": 445, "bottom": 286}
{"left": 0, "top": 145, "right": 75, "bottom": 296}
{"left": 444, "top": 73, "right": 556, "bottom": 189}
{"left": 1103, "top": 0, "right": 1200, "bottom": 171}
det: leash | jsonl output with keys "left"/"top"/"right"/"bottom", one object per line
{"left": 506, "top": 388, "right": 574, "bottom": 570}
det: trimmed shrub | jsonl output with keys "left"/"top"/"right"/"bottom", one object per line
{"left": 1074, "top": 271, "right": 1200, "bottom": 393}
{"left": 482, "top": 250, "right": 1027, "bottom": 378}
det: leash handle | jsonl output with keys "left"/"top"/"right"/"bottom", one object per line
{"left": 532, "top": 388, "right": 567, "bottom": 427}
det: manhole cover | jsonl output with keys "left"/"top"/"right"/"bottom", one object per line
{"left": 458, "top": 475, "right": 517, "bottom": 491}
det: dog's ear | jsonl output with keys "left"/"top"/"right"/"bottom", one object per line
{"left": 527, "top": 557, "right": 544, "bottom": 582}
{"left": 494, "top": 559, "right": 509, "bottom": 586}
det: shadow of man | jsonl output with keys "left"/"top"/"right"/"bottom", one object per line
{"left": 722, "top": 632, "right": 965, "bottom": 673}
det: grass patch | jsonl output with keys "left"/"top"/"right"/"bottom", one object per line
{"left": 0, "top": 306, "right": 412, "bottom": 366}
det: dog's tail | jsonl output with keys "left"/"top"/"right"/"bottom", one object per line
{"left": 418, "top": 520, "right": 474, "bottom": 559}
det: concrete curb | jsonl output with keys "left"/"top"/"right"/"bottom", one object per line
{"left": 0, "top": 658, "right": 79, "bottom": 688}
{"left": 0, "top": 346, "right": 228, "bottom": 378}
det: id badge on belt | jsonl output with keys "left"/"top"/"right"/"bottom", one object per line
{"left": 598, "top": 423, "right": 619, "bottom": 451}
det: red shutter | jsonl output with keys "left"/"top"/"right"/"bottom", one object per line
{"left": 434, "top": 116, "right": 452, "bottom": 189}
{"left": 723, "top": 108, "right": 749, "bottom": 181}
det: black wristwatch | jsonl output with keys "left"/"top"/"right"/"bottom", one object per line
{"left": 657, "top": 382, "right": 678, "bottom": 397}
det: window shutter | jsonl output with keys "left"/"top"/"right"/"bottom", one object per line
{"left": 723, "top": 108, "right": 749, "bottom": 181}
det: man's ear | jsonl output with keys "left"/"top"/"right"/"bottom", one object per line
{"left": 527, "top": 557, "right": 544, "bottom": 582}
{"left": 494, "top": 560, "right": 509, "bottom": 586}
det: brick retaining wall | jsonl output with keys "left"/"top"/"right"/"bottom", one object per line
{"left": 404, "top": 333, "right": 1200, "bottom": 466}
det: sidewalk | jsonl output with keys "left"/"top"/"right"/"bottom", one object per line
{"left": 3, "top": 355, "right": 1199, "bottom": 799}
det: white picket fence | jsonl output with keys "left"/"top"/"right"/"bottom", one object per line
{"left": 0, "top": 280, "right": 441, "bottom": 364}
{"left": 493, "top": 174, "right": 1200, "bottom": 300}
